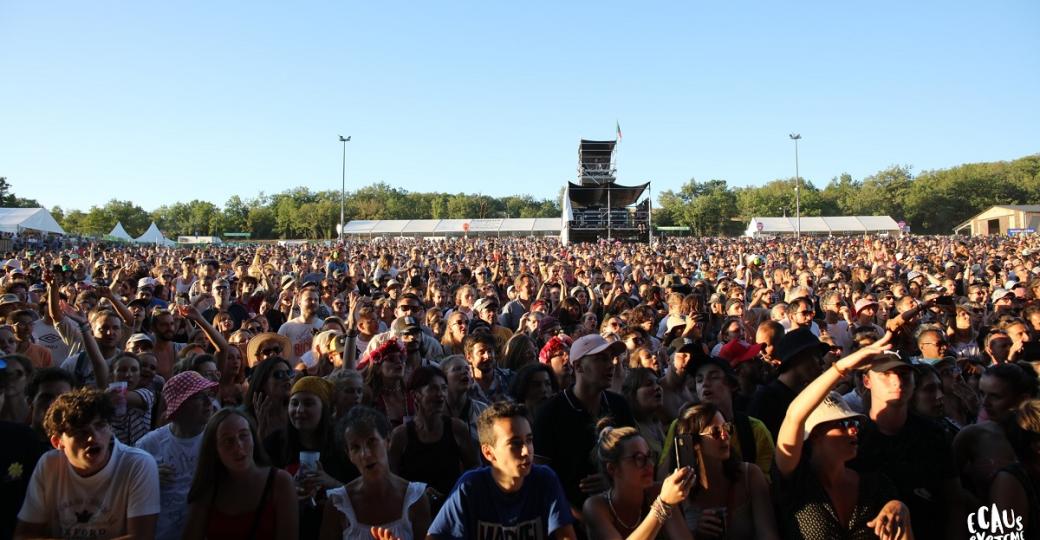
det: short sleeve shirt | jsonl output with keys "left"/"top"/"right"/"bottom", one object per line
{"left": 428, "top": 465, "right": 573, "bottom": 540}
{"left": 18, "top": 440, "right": 160, "bottom": 539}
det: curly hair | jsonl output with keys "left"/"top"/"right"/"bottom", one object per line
{"left": 43, "top": 387, "right": 116, "bottom": 438}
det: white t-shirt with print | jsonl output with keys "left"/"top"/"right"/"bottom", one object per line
{"left": 18, "top": 439, "right": 160, "bottom": 539}
{"left": 278, "top": 317, "right": 323, "bottom": 362}
{"left": 135, "top": 425, "right": 203, "bottom": 540}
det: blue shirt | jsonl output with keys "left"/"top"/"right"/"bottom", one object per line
{"left": 428, "top": 464, "right": 573, "bottom": 540}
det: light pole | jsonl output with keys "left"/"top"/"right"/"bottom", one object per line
{"left": 338, "top": 135, "right": 351, "bottom": 243}
{"left": 789, "top": 133, "right": 801, "bottom": 239}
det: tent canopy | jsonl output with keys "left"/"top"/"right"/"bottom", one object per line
{"left": 0, "top": 208, "right": 65, "bottom": 235}
{"left": 745, "top": 216, "right": 900, "bottom": 236}
{"left": 341, "top": 218, "right": 562, "bottom": 235}
{"left": 134, "top": 222, "right": 176, "bottom": 246}
{"left": 106, "top": 222, "right": 133, "bottom": 242}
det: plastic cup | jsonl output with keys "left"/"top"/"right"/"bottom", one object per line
{"left": 299, "top": 451, "right": 320, "bottom": 472}
{"left": 108, "top": 381, "right": 128, "bottom": 416}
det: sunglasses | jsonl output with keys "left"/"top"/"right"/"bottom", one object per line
{"left": 827, "top": 418, "right": 861, "bottom": 431}
{"left": 259, "top": 345, "right": 283, "bottom": 356}
{"left": 699, "top": 422, "right": 734, "bottom": 440}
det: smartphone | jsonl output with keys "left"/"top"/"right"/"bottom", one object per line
{"left": 673, "top": 433, "right": 698, "bottom": 472}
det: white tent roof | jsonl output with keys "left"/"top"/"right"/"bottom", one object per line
{"left": 134, "top": 222, "right": 176, "bottom": 246}
{"left": 745, "top": 216, "right": 900, "bottom": 236}
{"left": 106, "top": 221, "right": 133, "bottom": 241}
{"left": 0, "top": 208, "right": 65, "bottom": 235}
{"left": 341, "top": 218, "right": 563, "bottom": 235}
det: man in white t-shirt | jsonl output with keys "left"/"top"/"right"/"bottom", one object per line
{"left": 16, "top": 387, "right": 160, "bottom": 539}
{"left": 135, "top": 371, "right": 216, "bottom": 540}
{"left": 278, "top": 285, "right": 323, "bottom": 363}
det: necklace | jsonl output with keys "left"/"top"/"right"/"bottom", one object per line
{"left": 607, "top": 489, "right": 641, "bottom": 530}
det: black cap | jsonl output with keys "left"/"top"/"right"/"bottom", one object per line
{"left": 774, "top": 327, "right": 830, "bottom": 371}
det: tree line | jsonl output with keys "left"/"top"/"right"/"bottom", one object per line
{"left": 47, "top": 183, "right": 562, "bottom": 240}
{"left": 654, "top": 154, "right": 1040, "bottom": 236}
{"left": 5, "top": 153, "right": 1039, "bottom": 240}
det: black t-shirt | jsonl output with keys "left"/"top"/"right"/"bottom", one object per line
{"left": 850, "top": 413, "right": 957, "bottom": 540}
{"left": 747, "top": 378, "right": 797, "bottom": 441}
{"left": 533, "top": 388, "right": 636, "bottom": 510}
{"left": 0, "top": 422, "right": 45, "bottom": 540}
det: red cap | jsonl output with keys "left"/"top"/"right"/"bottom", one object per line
{"left": 718, "top": 340, "right": 762, "bottom": 368}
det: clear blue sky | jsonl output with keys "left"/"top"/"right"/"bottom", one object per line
{"left": 2, "top": 1, "right": 1038, "bottom": 212}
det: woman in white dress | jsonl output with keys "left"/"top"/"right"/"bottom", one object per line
{"left": 320, "top": 405, "right": 431, "bottom": 540}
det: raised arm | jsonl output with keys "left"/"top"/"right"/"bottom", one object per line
{"left": 774, "top": 333, "right": 892, "bottom": 477}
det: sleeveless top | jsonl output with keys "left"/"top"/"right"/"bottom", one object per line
{"left": 400, "top": 417, "right": 464, "bottom": 496}
{"left": 684, "top": 463, "right": 755, "bottom": 540}
{"left": 326, "top": 481, "right": 427, "bottom": 540}
{"left": 206, "top": 467, "right": 278, "bottom": 540}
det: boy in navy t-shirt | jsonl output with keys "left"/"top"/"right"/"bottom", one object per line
{"left": 427, "top": 401, "right": 576, "bottom": 540}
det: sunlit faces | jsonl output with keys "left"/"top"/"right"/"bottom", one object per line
{"left": 93, "top": 314, "right": 123, "bottom": 348}
{"left": 482, "top": 416, "right": 534, "bottom": 482}
{"left": 112, "top": 355, "right": 141, "bottom": 388}
{"left": 609, "top": 436, "right": 654, "bottom": 490}
{"left": 864, "top": 366, "right": 914, "bottom": 406}
{"left": 176, "top": 392, "right": 214, "bottom": 426}
{"left": 0, "top": 327, "right": 15, "bottom": 354}
{"left": 378, "top": 349, "right": 405, "bottom": 379}
{"left": 912, "top": 370, "right": 944, "bottom": 418}
{"left": 266, "top": 363, "right": 294, "bottom": 399}
{"left": 216, "top": 414, "right": 255, "bottom": 473}
{"left": 697, "top": 412, "right": 732, "bottom": 461}
{"left": 1006, "top": 322, "right": 1031, "bottom": 346}
{"left": 809, "top": 416, "right": 860, "bottom": 461}
{"left": 345, "top": 426, "right": 390, "bottom": 475}
{"left": 634, "top": 376, "right": 663, "bottom": 411}
{"left": 52, "top": 417, "right": 113, "bottom": 476}
{"left": 416, "top": 375, "right": 448, "bottom": 416}
{"left": 980, "top": 374, "right": 1023, "bottom": 422}
{"left": 466, "top": 342, "right": 497, "bottom": 376}
{"left": 289, "top": 391, "right": 323, "bottom": 431}
{"left": 694, "top": 364, "right": 732, "bottom": 406}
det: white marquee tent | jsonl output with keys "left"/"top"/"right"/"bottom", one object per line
{"left": 341, "top": 218, "right": 563, "bottom": 237}
{"left": 134, "top": 222, "right": 176, "bottom": 246}
{"left": 106, "top": 222, "right": 134, "bottom": 242}
{"left": 745, "top": 216, "right": 901, "bottom": 237}
{"left": 0, "top": 208, "right": 65, "bottom": 235}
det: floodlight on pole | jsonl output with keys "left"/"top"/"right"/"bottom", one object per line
{"left": 338, "top": 135, "right": 351, "bottom": 242}
{"left": 789, "top": 133, "right": 802, "bottom": 239}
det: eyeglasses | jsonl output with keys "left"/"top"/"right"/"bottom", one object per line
{"left": 620, "top": 452, "right": 654, "bottom": 468}
{"left": 271, "top": 369, "right": 293, "bottom": 381}
{"left": 699, "top": 422, "right": 734, "bottom": 440}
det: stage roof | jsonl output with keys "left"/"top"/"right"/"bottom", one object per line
{"left": 567, "top": 181, "right": 649, "bottom": 208}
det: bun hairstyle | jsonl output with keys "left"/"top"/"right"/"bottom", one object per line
{"left": 594, "top": 417, "right": 641, "bottom": 485}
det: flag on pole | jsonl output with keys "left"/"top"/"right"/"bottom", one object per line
{"left": 616, "top": 121, "right": 622, "bottom": 140}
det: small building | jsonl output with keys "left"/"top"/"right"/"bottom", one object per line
{"left": 953, "top": 205, "right": 1040, "bottom": 236}
{"left": 745, "top": 216, "right": 900, "bottom": 237}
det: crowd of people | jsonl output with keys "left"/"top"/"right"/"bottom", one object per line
{"left": 1, "top": 233, "right": 1039, "bottom": 539}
